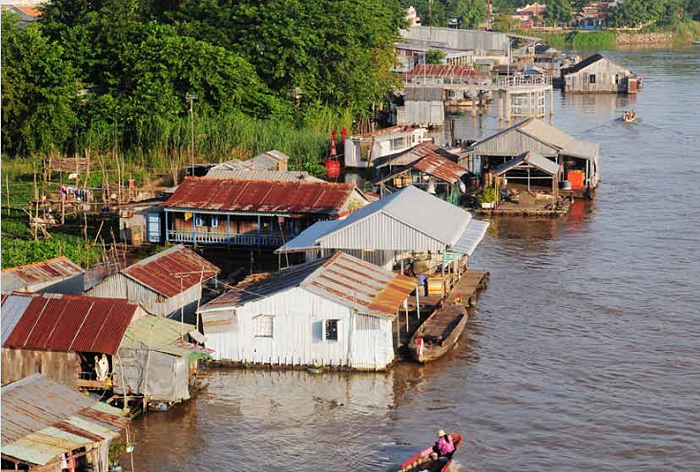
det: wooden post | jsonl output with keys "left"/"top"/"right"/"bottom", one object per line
{"left": 416, "top": 288, "right": 421, "bottom": 320}
{"left": 505, "top": 91, "right": 511, "bottom": 123}
{"left": 33, "top": 172, "right": 39, "bottom": 241}
{"left": 5, "top": 173, "right": 10, "bottom": 216}
{"left": 549, "top": 86, "right": 555, "bottom": 117}
{"left": 395, "top": 313, "right": 400, "bottom": 348}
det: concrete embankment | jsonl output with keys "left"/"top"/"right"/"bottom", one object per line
{"left": 616, "top": 32, "right": 674, "bottom": 46}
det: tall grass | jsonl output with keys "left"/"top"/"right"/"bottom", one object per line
{"left": 571, "top": 31, "right": 618, "bottom": 50}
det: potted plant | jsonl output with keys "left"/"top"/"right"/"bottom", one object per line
{"left": 477, "top": 187, "right": 497, "bottom": 209}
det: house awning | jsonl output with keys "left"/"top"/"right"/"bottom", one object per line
{"left": 560, "top": 140, "right": 600, "bottom": 160}
{"left": 452, "top": 220, "right": 490, "bottom": 256}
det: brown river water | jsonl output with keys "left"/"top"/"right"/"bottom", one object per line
{"left": 132, "top": 49, "right": 700, "bottom": 472}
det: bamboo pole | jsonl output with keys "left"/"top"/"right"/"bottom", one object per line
{"left": 6, "top": 173, "right": 10, "bottom": 216}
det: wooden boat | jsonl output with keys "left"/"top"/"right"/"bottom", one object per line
{"left": 622, "top": 110, "right": 636, "bottom": 123}
{"left": 396, "top": 434, "right": 464, "bottom": 472}
{"left": 408, "top": 302, "right": 468, "bottom": 363}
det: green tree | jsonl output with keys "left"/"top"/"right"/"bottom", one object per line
{"left": 448, "top": 0, "right": 487, "bottom": 28}
{"left": 425, "top": 49, "right": 446, "bottom": 64}
{"left": 1, "top": 11, "right": 78, "bottom": 155}
{"left": 492, "top": 13, "right": 516, "bottom": 31}
{"left": 545, "top": 0, "right": 572, "bottom": 26}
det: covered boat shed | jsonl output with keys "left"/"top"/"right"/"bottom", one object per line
{"left": 275, "top": 186, "right": 489, "bottom": 281}
{"left": 199, "top": 251, "right": 417, "bottom": 370}
{"left": 493, "top": 151, "right": 561, "bottom": 200}
{"left": 1, "top": 373, "right": 129, "bottom": 472}
{"left": 85, "top": 244, "right": 220, "bottom": 320}
{"left": 462, "top": 117, "right": 600, "bottom": 196}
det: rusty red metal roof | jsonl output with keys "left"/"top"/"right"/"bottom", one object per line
{"left": 412, "top": 152, "right": 468, "bottom": 184}
{"left": 2, "top": 293, "right": 137, "bottom": 355}
{"left": 356, "top": 125, "right": 419, "bottom": 139}
{"left": 2, "top": 256, "right": 84, "bottom": 293}
{"left": 164, "top": 178, "right": 358, "bottom": 215}
{"left": 121, "top": 245, "right": 220, "bottom": 298}
{"left": 407, "top": 64, "right": 489, "bottom": 79}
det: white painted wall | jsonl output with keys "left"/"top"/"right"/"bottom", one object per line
{"left": 202, "top": 287, "right": 395, "bottom": 370}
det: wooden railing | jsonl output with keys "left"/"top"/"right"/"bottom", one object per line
{"left": 167, "top": 230, "right": 293, "bottom": 247}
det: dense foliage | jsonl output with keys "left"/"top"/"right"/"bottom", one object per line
{"left": 545, "top": 0, "right": 573, "bottom": 26}
{"left": 607, "top": 0, "right": 691, "bottom": 28}
{"left": 401, "top": 0, "right": 486, "bottom": 28}
{"left": 2, "top": 0, "right": 404, "bottom": 160}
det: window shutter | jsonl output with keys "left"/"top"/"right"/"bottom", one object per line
{"left": 312, "top": 321, "right": 323, "bottom": 343}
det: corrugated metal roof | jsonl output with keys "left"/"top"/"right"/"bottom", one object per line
{"left": 354, "top": 126, "right": 420, "bottom": 140}
{"left": 317, "top": 186, "right": 472, "bottom": 248}
{"left": 210, "top": 150, "right": 291, "bottom": 172}
{"left": 1, "top": 257, "right": 84, "bottom": 294}
{"left": 407, "top": 64, "right": 489, "bottom": 79}
{"left": 452, "top": 220, "right": 490, "bottom": 256}
{"left": 204, "top": 169, "right": 323, "bottom": 182}
{"left": 494, "top": 151, "right": 560, "bottom": 176}
{"left": 411, "top": 153, "right": 468, "bottom": 184}
{"left": 275, "top": 220, "right": 342, "bottom": 253}
{"left": 1, "top": 293, "right": 34, "bottom": 345}
{"left": 560, "top": 140, "right": 600, "bottom": 160}
{"left": 200, "top": 252, "right": 417, "bottom": 319}
{"left": 121, "top": 245, "right": 220, "bottom": 298}
{"left": 2, "top": 293, "right": 137, "bottom": 355}
{"left": 119, "top": 314, "right": 210, "bottom": 358}
{"left": 519, "top": 118, "right": 574, "bottom": 149}
{"left": 373, "top": 142, "right": 459, "bottom": 169}
{"left": 1, "top": 374, "right": 127, "bottom": 466}
{"left": 164, "top": 178, "right": 359, "bottom": 215}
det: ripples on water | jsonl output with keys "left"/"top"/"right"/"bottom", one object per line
{"left": 133, "top": 50, "right": 700, "bottom": 472}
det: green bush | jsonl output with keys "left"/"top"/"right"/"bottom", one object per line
{"left": 477, "top": 187, "right": 497, "bottom": 204}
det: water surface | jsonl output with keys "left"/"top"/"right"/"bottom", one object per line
{"left": 133, "top": 49, "right": 700, "bottom": 472}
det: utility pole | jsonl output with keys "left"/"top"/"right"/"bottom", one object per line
{"left": 186, "top": 93, "right": 198, "bottom": 176}
{"left": 487, "top": 0, "right": 492, "bottom": 30}
{"left": 429, "top": 0, "right": 433, "bottom": 39}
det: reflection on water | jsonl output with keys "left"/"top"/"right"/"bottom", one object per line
{"left": 133, "top": 49, "right": 700, "bottom": 472}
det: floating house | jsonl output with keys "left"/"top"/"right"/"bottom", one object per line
{"left": 114, "top": 314, "right": 210, "bottom": 404}
{"left": 463, "top": 117, "right": 601, "bottom": 196}
{"left": 276, "top": 185, "right": 489, "bottom": 274}
{"left": 199, "top": 251, "right": 417, "bottom": 370}
{"left": 209, "top": 150, "right": 290, "bottom": 172}
{"left": 1, "top": 373, "right": 129, "bottom": 472}
{"left": 404, "top": 64, "right": 490, "bottom": 86}
{"left": 1, "top": 256, "right": 84, "bottom": 294}
{"left": 204, "top": 169, "right": 322, "bottom": 181}
{"left": 343, "top": 126, "right": 429, "bottom": 169}
{"left": 159, "top": 178, "right": 369, "bottom": 248}
{"left": 373, "top": 144, "right": 469, "bottom": 204}
{"left": 1, "top": 293, "right": 141, "bottom": 388}
{"left": 559, "top": 54, "right": 640, "bottom": 94}
{"left": 85, "top": 244, "right": 220, "bottom": 319}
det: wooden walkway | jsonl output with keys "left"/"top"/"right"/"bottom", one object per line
{"left": 449, "top": 270, "right": 489, "bottom": 306}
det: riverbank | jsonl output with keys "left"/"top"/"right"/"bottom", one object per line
{"left": 534, "top": 22, "right": 700, "bottom": 50}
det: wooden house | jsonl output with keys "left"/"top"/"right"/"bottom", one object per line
{"left": 85, "top": 245, "right": 220, "bottom": 320}
{"left": 1, "top": 257, "right": 84, "bottom": 295}
{"left": 463, "top": 117, "right": 601, "bottom": 197}
{"left": 1, "top": 293, "right": 142, "bottom": 388}
{"left": 159, "top": 178, "right": 369, "bottom": 248}
{"left": 198, "top": 251, "right": 417, "bottom": 371}
{"left": 560, "top": 54, "right": 640, "bottom": 94}
{"left": 1, "top": 374, "right": 129, "bottom": 472}
{"left": 343, "top": 126, "right": 430, "bottom": 169}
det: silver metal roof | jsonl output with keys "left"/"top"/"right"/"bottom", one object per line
{"left": 211, "top": 150, "right": 291, "bottom": 172}
{"left": 205, "top": 169, "right": 323, "bottom": 181}
{"left": 560, "top": 140, "right": 600, "bottom": 160}
{"left": 276, "top": 186, "right": 488, "bottom": 254}
{"left": 452, "top": 220, "right": 490, "bottom": 256}
{"left": 0, "top": 294, "right": 33, "bottom": 345}
{"left": 494, "top": 151, "right": 560, "bottom": 176}
{"left": 276, "top": 220, "right": 341, "bottom": 253}
{"left": 519, "top": 118, "right": 574, "bottom": 149}
{"left": 1, "top": 257, "right": 84, "bottom": 294}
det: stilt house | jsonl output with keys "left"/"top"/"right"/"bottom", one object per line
{"left": 198, "top": 251, "right": 417, "bottom": 371}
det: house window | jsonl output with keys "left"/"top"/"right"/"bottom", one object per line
{"left": 210, "top": 215, "right": 218, "bottom": 227}
{"left": 391, "top": 137, "right": 406, "bottom": 150}
{"left": 325, "top": 320, "right": 339, "bottom": 341}
{"left": 589, "top": 74, "right": 596, "bottom": 84}
{"left": 359, "top": 141, "right": 372, "bottom": 162}
{"left": 253, "top": 315, "right": 273, "bottom": 338}
{"left": 195, "top": 215, "right": 204, "bottom": 227}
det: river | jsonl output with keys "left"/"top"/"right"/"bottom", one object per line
{"left": 131, "top": 49, "right": 700, "bottom": 472}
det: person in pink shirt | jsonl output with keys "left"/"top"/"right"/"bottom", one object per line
{"left": 428, "top": 429, "right": 455, "bottom": 465}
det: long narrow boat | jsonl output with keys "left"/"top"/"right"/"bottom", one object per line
{"left": 396, "top": 434, "right": 464, "bottom": 472}
{"left": 408, "top": 302, "right": 468, "bottom": 363}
